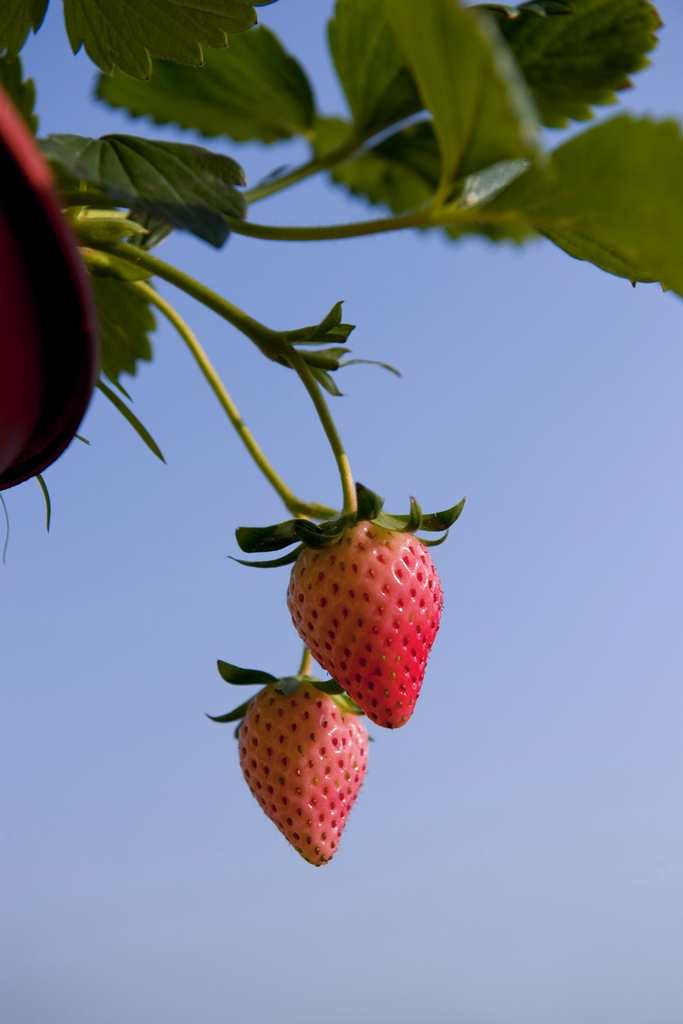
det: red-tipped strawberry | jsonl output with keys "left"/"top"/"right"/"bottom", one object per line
{"left": 233, "top": 485, "right": 465, "bottom": 729}
{"left": 287, "top": 521, "right": 443, "bottom": 728}
{"left": 238, "top": 684, "right": 368, "bottom": 866}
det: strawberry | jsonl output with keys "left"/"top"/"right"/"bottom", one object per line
{"left": 286, "top": 520, "right": 443, "bottom": 728}
{"left": 238, "top": 684, "right": 368, "bottom": 866}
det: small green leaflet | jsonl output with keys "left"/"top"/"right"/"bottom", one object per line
{"left": 483, "top": 116, "right": 683, "bottom": 294}
{"left": 0, "top": 0, "right": 47, "bottom": 59}
{"left": 40, "top": 134, "right": 246, "bottom": 248}
{"left": 62, "top": 0, "right": 269, "bottom": 79}
{"left": 96, "top": 380, "right": 165, "bottom": 462}
{"left": 92, "top": 277, "right": 155, "bottom": 388}
{"left": 494, "top": 0, "right": 661, "bottom": 127}
{"left": 387, "top": 0, "right": 538, "bottom": 191}
{"left": 96, "top": 26, "right": 315, "bottom": 144}
{"left": 0, "top": 54, "right": 38, "bottom": 132}
{"left": 329, "top": 0, "right": 422, "bottom": 136}
{"left": 217, "top": 660, "right": 277, "bottom": 686}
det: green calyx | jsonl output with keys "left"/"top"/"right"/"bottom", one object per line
{"left": 232, "top": 483, "right": 466, "bottom": 568}
{"left": 208, "top": 659, "right": 363, "bottom": 731}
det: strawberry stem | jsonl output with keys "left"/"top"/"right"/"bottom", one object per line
{"left": 286, "top": 347, "right": 358, "bottom": 516}
{"left": 129, "top": 281, "right": 336, "bottom": 520}
{"left": 297, "top": 647, "right": 313, "bottom": 677}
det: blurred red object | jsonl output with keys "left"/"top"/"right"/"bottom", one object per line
{"left": 0, "top": 87, "right": 98, "bottom": 490}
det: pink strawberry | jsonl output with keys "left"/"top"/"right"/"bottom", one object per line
{"left": 239, "top": 684, "right": 368, "bottom": 866}
{"left": 287, "top": 520, "right": 443, "bottom": 728}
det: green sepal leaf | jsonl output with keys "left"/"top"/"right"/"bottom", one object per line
{"left": 235, "top": 520, "right": 300, "bottom": 554}
{"left": 309, "top": 301, "right": 343, "bottom": 340}
{"left": 206, "top": 697, "right": 253, "bottom": 724}
{"left": 231, "top": 545, "right": 304, "bottom": 569}
{"left": 96, "top": 26, "right": 315, "bottom": 143}
{"left": 40, "top": 133, "right": 246, "bottom": 247}
{"left": 62, "top": 0, "right": 263, "bottom": 79}
{"left": 371, "top": 496, "right": 423, "bottom": 533}
{"left": 96, "top": 380, "right": 165, "bottom": 462}
{"left": 293, "top": 514, "right": 353, "bottom": 550}
{"left": 339, "top": 358, "right": 401, "bottom": 377}
{"left": 420, "top": 530, "right": 450, "bottom": 548}
{"left": 329, "top": 0, "right": 422, "bottom": 136}
{"left": 310, "top": 366, "right": 343, "bottom": 397}
{"left": 356, "top": 483, "right": 385, "bottom": 522}
{"left": 91, "top": 277, "right": 155, "bottom": 387}
{"left": 387, "top": 0, "right": 538, "bottom": 190}
{"left": 331, "top": 692, "right": 365, "bottom": 716}
{"left": 0, "top": 54, "right": 38, "bottom": 132}
{"left": 421, "top": 497, "right": 467, "bottom": 532}
{"left": 308, "top": 678, "right": 346, "bottom": 696}
{"left": 373, "top": 495, "right": 466, "bottom": 534}
{"left": 494, "top": 0, "right": 661, "bottom": 128}
{"left": 273, "top": 676, "right": 302, "bottom": 696}
{"left": 298, "top": 346, "right": 350, "bottom": 371}
{"left": 217, "top": 660, "right": 277, "bottom": 686}
{"left": 0, "top": 0, "right": 47, "bottom": 59}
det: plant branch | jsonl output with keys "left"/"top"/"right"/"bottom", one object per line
{"left": 285, "top": 348, "right": 357, "bottom": 517}
{"left": 131, "top": 280, "right": 336, "bottom": 520}
{"left": 225, "top": 208, "right": 432, "bottom": 243}
{"left": 103, "top": 241, "right": 287, "bottom": 364}
{"left": 244, "top": 134, "right": 365, "bottom": 205}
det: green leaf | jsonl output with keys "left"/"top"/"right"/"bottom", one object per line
{"left": 329, "top": 0, "right": 422, "bottom": 135}
{"left": 206, "top": 697, "right": 254, "bottom": 724}
{"left": 217, "top": 660, "right": 276, "bottom": 686}
{"left": 96, "top": 26, "right": 315, "bottom": 143}
{"left": 330, "top": 120, "right": 440, "bottom": 214}
{"left": 273, "top": 676, "right": 302, "bottom": 696}
{"left": 232, "top": 545, "right": 304, "bottom": 568}
{"left": 96, "top": 380, "right": 165, "bottom": 462}
{"left": 40, "top": 133, "right": 246, "bottom": 247}
{"left": 356, "top": 483, "right": 384, "bottom": 522}
{"left": 387, "top": 0, "right": 538, "bottom": 190}
{"left": 62, "top": 0, "right": 265, "bottom": 79}
{"left": 331, "top": 692, "right": 365, "bottom": 716}
{"left": 310, "top": 366, "right": 343, "bottom": 397}
{"left": 421, "top": 497, "right": 467, "bottom": 531}
{"left": 0, "top": 54, "right": 38, "bottom": 132}
{"left": 92, "top": 277, "right": 155, "bottom": 387}
{"left": 484, "top": 116, "right": 683, "bottom": 294}
{"left": 494, "top": 0, "right": 661, "bottom": 127}
{"left": 308, "top": 678, "right": 346, "bottom": 696}
{"left": 0, "top": 0, "right": 47, "bottom": 58}
{"left": 235, "top": 519, "right": 300, "bottom": 554}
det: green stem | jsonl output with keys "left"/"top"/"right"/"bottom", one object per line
{"left": 286, "top": 348, "right": 357, "bottom": 517}
{"left": 104, "top": 241, "right": 286, "bottom": 363}
{"left": 297, "top": 647, "right": 313, "bottom": 677}
{"left": 225, "top": 208, "right": 432, "bottom": 243}
{"left": 244, "top": 134, "right": 365, "bottom": 205}
{"left": 131, "top": 280, "right": 336, "bottom": 520}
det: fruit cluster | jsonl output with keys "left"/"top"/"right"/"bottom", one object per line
{"left": 211, "top": 485, "right": 464, "bottom": 865}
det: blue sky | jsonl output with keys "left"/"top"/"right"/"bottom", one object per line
{"left": 2, "top": 4, "right": 683, "bottom": 1023}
